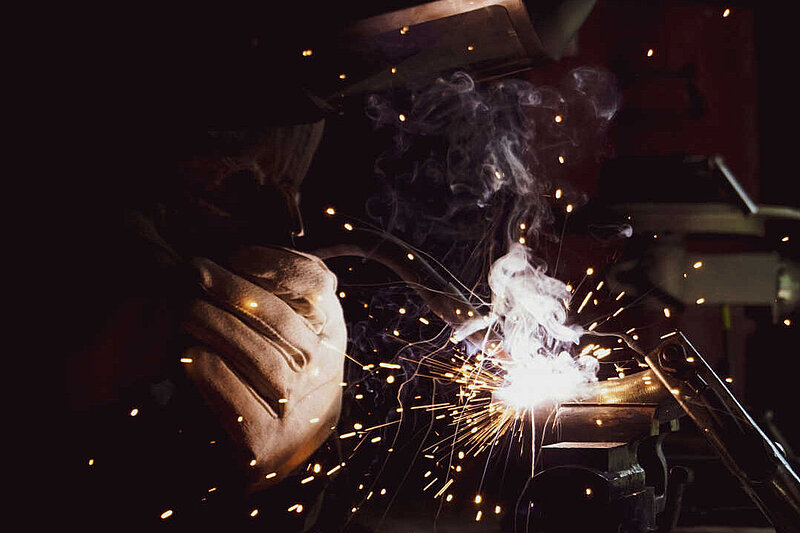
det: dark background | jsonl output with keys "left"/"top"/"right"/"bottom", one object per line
{"left": 50, "top": 1, "right": 798, "bottom": 531}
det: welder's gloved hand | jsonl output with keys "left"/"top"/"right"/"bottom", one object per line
{"left": 182, "top": 246, "right": 346, "bottom": 490}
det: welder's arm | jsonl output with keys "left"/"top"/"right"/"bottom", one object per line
{"left": 182, "top": 246, "right": 346, "bottom": 490}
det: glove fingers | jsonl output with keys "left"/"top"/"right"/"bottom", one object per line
{"left": 229, "top": 246, "right": 339, "bottom": 333}
{"left": 191, "top": 257, "right": 321, "bottom": 369}
{"left": 182, "top": 346, "right": 340, "bottom": 488}
{"left": 184, "top": 299, "right": 301, "bottom": 414}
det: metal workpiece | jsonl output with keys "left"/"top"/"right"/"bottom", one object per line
{"left": 646, "top": 332, "right": 800, "bottom": 533}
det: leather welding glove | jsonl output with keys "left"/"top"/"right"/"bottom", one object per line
{"left": 182, "top": 245, "right": 346, "bottom": 491}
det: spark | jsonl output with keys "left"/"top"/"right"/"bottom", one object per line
{"left": 647, "top": 48, "right": 654, "bottom": 57}
{"left": 130, "top": 408, "right": 139, "bottom": 417}
{"left": 586, "top": 267, "right": 594, "bottom": 275}
{"left": 663, "top": 307, "right": 671, "bottom": 318}
{"left": 474, "top": 494, "right": 482, "bottom": 504}
{"left": 386, "top": 375, "right": 395, "bottom": 384}
{"left": 309, "top": 417, "right": 320, "bottom": 424}
{"left": 723, "top": 8, "right": 731, "bottom": 17}
{"left": 265, "top": 472, "right": 277, "bottom": 479}
{"left": 566, "top": 203, "right": 574, "bottom": 213}
{"left": 398, "top": 307, "right": 407, "bottom": 314}
{"left": 301, "top": 49, "right": 313, "bottom": 57}
{"left": 555, "top": 188, "right": 563, "bottom": 199}
{"left": 160, "top": 510, "right": 173, "bottom": 519}
{"left": 781, "top": 236, "right": 789, "bottom": 242}
{"left": 325, "top": 207, "right": 336, "bottom": 215}
{"left": 339, "top": 73, "right": 346, "bottom": 80}
{"left": 476, "top": 510, "right": 483, "bottom": 521}
{"left": 615, "top": 291, "right": 625, "bottom": 301}
{"left": 558, "top": 155, "right": 565, "bottom": 164}
{"left": 785, "top": 319, "right": 792, "bottom": 326}
{"left": 300, "top": 476, "right": 314, "bottom": 484}
{"left": 725, "top": 377, "right": 734, "bottom": 383}
{"left": 379, "top": 362, "right": 401, "bottom": 369}
{"left": 693, "top": 261, "right": 703, "bottom": 269}
{"left": 495, "top": 505, "right": 502, "bottom": 514}
{"left": 696, "top": 297, "right": 705, "bottom": 305}
{"left": 398, "top": 114, "right": 406, "bottom": 122}
{"left": 344, "top": 223, "right": 354, "bottom": 231}
{"left": 554, "top": 114, "right": 563, "bottom": 123}
{"left": 407, "top": 253, "right": 415, "bottom": 260}
{"left": 400, "top": 25, "right": 409, "bottom": 34}
{"left": 250, "top": 509, "right": 259, "bottom": 517}
{"left": 179, "top": 357, "right": 193, "bottom": 364}
{"left": 467, "top": 45, "right": 475, "bottom": 51}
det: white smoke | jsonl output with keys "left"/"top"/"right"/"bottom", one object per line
{"left": 456, "top": 243, "right": 599, "bottom": 407}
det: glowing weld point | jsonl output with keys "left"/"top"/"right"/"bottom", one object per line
{"left": 325, "top": 207, "right": 335, "bottom": 215}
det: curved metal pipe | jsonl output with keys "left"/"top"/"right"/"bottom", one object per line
{"left": 312, "top": 227, "right": 678, "bottom": 417}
